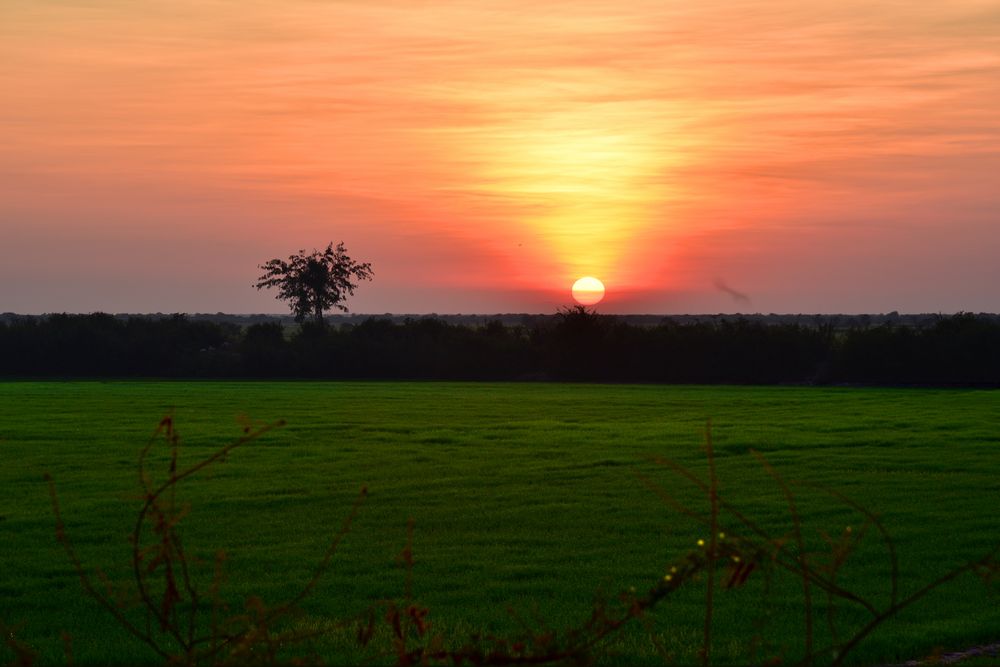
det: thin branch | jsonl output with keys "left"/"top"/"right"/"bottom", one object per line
{"left": 647, "top": 451, "right": 880, "bottom": 618}
{"left": 827, "top": 544, "right": 1000, "bottom": 667}
{"left": 807, "top": 481, "right": 899, "bottom": 607}
{"left": 131, "top": 420, "right": 286, "bottom": 641}
{"left": 751, "top": 450, "right": 813, "bottom": 665}
{"left": 193, "top": 485, "right": 368, "bottom": 662}
{"left": 702, "top": 420, "right": 719, "bottom": 667}
{"left": 45, "top": 473, "right": 171, "bottom": 661}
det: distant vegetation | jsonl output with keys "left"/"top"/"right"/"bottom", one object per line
{"left": 1, "top": 310, "right": 999, "bottom": 384}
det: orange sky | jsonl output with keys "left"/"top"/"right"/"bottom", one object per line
{"left": 3, "top": 1, "right": 999, "bottom": 314}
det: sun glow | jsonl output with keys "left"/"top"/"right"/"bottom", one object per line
{"left": 435, "top": 98, "right": 696, "bottom": 288}
{"left": 495, "top": 120, "right": 675, "bottom": 279}
{"left": 572, "top": 276, "right": 605, "bottom": 306}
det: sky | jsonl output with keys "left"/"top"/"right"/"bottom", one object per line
{"left": 3, "top": 0, "right": 1000, "bottom": 315}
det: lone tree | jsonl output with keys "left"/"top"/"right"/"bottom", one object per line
{"left": 255, "top": 242, "right": 373, "bottom": 325}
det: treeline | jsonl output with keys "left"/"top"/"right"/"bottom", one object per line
{"left": 1, "top": 310, "right": 999, "bottom": 385}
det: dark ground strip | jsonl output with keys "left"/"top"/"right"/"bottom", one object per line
{"left": 887, "top": 642, "right": 1000, "bottom": 666}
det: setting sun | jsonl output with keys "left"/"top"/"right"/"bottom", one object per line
{"left": 571, "top": 277, "right": 605, "bottom": 306}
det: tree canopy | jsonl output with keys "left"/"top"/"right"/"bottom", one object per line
{"left": 4, "top": 311, "right": 1000, "bottom": 384}
{"left": 254, "top": 243, "right": 373, "bottom": 324}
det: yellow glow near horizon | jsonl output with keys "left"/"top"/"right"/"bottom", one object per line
{"left": 434, "top": 94, "right": 696, "bottom": 286}
{"left": 517, "top": 114, "right": 682, "bottom": 277}
{"left": 523, "top": 125, "right": 661, "bottom": 279}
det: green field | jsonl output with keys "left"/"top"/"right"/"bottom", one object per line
{"left": 2, "top": 382, "right": 999, "bottom": 665}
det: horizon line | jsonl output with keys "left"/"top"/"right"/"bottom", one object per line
{"left": 3, "top": 311, "right": 994, "bottom": 318}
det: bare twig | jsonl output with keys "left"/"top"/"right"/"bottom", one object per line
{"left": 45, "top": 473, "right": 171, "bottom": 661}
{"left": 751, "top": 450, "right": 813, "bottom": 665}
{"left": 702, "top": 420, "right": 719, "bottom": 667}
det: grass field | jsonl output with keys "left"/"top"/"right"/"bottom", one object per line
{"left": 2, "top": 381, "right": 1000, "bottom": 665}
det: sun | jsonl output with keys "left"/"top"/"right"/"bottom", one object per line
{"left": 571, "top": 276, "right": 605, "bottom": 306}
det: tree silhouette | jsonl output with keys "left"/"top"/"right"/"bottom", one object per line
{"left": 255, "top": 243, "right": 373, "bottom": 325}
